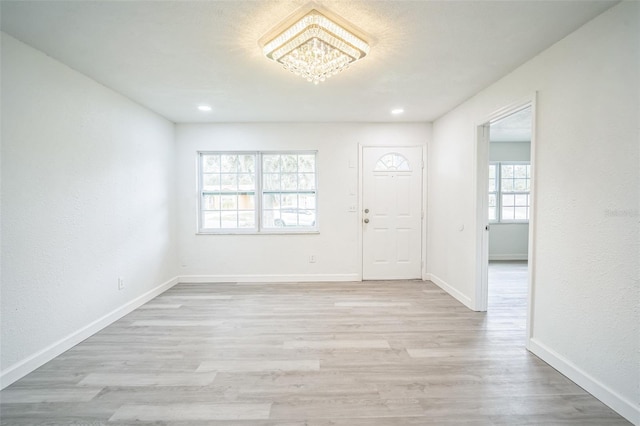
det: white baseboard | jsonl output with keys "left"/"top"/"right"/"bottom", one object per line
{"left": 424, "top": 273, "right": 474, "bottom": 310}
{"left": 528, "top": 338, "right": 640, "bottom": 425}
{"left": 179, "top": 273, "right": 361, "bottom": 283}
{"left": 489, "top": 254, "right": 528, "bottom": 261}
{"left": 0, "top": 276, "right": 180, "bottom": 390}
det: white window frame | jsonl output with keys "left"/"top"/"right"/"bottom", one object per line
{"left": 489, "top": 161, "right": 530, "bottom": 224}
{"left": 197, "top": 150, "right": 319, "bottom": 234}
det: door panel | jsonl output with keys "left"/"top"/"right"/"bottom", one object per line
{"left": 362, "top": 147, "right": 422, "bottom": 280}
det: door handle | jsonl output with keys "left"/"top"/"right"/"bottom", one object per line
{"left": 364, "top": 218, "right": 370, "bottom": 223}
{"left": 364, "top": 209, "right": 370, "bottom": 213}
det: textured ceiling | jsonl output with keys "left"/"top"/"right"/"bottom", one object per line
{"left": 0, "top": 1, "right": 617, "bottom": 123}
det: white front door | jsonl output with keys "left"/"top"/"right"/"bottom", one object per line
{"left": 362, "top": 146, "right": 423, "bottom": 280}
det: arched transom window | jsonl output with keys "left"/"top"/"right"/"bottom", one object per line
{"left": 375, "top": 153, "right": 411, "bottom": 171}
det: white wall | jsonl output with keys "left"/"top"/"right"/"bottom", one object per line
{"left": 0, "top": 34, "right": 178, "bottom": 386}
{"left": 176, "top": 123, "right": 429, "bottom": 281}
{"left": 428, "top": 2, "right": 639, "bottom": 423}
{"left": 489, "top": 141, "right": 530, "bottom": 260}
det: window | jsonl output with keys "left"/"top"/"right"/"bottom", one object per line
{"left": 489, "top": 162, "right": 530, "bottom": 222}
{"left": 198, "top": 151, "right": 317, "bottom": 233}
{"left": 375, "top": 153, "right": 411, "bottom": 171}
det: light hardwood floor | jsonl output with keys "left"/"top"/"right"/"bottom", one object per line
{"left": 0, "top": 263, "right": 630, "bottom": 425}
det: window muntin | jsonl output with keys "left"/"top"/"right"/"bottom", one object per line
{"left": 489, "top": 162, "right": 530, "bottom": 223}
{"left": 198, "top": 151, "right": 317, "bottom": 233}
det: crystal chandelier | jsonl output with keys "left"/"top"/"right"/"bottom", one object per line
{"left": 260, "top": 7, "right": 370, "bottom": 84}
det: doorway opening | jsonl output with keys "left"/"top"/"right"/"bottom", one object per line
{"left": 476, "top": 99, "right": 535, "bottom": 345}
{"left": 488, "top": 107, "right": 532, "bottom": 319}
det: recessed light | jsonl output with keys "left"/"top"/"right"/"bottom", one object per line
{"left": 198, "top": 105, "right": 212, "bottom": 112}
{"left": 391, "top": 108, "right": 404, "bottom": 115}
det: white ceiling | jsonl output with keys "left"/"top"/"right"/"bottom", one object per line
{"left": 0, "top": 0, "right": 617, "bottom": 123}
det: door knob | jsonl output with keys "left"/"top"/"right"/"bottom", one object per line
{"left": 364, "top": 218, "right": 370, "bottom": 223}
{"left": 364, "top": 209, "right": 369, "bottom": 213}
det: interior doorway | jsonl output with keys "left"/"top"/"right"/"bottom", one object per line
{"left": 487, "top": 107, "right": 532, "bottom": 317}
{"left": 476, "top": 99, "right": 535, "bottom": 340}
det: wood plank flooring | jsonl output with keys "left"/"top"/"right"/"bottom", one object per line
{"left": 0, "top": 262, "right": 630, "bottom": 425}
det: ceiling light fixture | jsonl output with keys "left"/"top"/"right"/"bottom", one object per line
{"left": 259, "top": 5, "right": 370, "bottom": 85}
{"left": 391, "top": 108, "right": 404, "bottom": 115}
{"left": 198, "top": 105, "right": 212, "bottom": 112}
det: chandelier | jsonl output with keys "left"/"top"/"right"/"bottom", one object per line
{"left": 259, "top": 6, "right": 370, "bottom": 84}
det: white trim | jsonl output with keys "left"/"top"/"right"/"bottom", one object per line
{"left": 474, "top": 123, "right": 491, "bottom": 312}
{"left": 0, "top": 276, "right": 180, "bottom": 390}
{"left": 528, "top": 338, "right": 640, "bottom": 425}
{"left": 179, "top": 273, "right": 361, "bottom": 283}
{"left": 489, "top": 254, "right": 528, "bottom": 261}
{"left": 525, "top": 93, "right": 538, "bottom": 346}
{"left": 425, "top": 273, "right": 474, "bottom": 310}
{"left": 474, "top": 93, "right": 537, "bottom": 326}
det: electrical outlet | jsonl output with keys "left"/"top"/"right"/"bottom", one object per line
{"left": 118, "top": 277, "right": 124, "bottom": 290}
{"left": 309, "top": 255, "right": 316, "bottom": 263}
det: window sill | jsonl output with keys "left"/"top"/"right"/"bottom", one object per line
{"left": 197, "top": 230, "right": 320, "bottom": 236}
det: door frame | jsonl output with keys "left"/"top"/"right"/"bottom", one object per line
{"left": 358, "top": 144, "right": 426, "bottom": 281}
{"left": 474, "top": 93, "right": 537, "bottom": 346}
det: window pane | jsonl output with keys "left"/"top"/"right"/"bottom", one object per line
{"left": 298, "top": 155, "right": 315, "bottom": 172}
{"left": 298, "top": 210, "right": 316, "bottom": 227}
{"left": 220, "top": 195, "right": 237, "bottom": 210}
{"left": 488, "top": 194, "right": 496, "bottom": 207}
{"left": 515, "top": 194, "right": 528, "bottom": 206}
{"left": 238, "top": 174, "right": 255, "bottom": 191}
{"left": 299, "top": 173, "right": 316, "bottom": 191}
{"left": 263, "top": 155, "right": 281, "bottom": 172}
{"left": 489, "top": 164, "right": 496, "bottom": 179}
{"left": 515, "top": 207, "right": 528, "bottom": 220}
{"left": 221, "top": 211, "right": 238, "bottom": 228}
{"left": 281, "top": 173, "right": 297, "bottom": 190}
{"left": 263, "top": 210, "right": 278, "bottom": 227}
{"left": 299, "top": 194, "right": 316, "bottom": 209}
{"left": 514, "top": 165, "right": 528, "bottom": 178}
{"left": 263, "top": 193, "right": 280, "bottom": 209}
{"left": 238, "top": 211, "right": 255, "bottom": 228}
{"left": 203, "top": 211, "right": 220, "bottom": 229}
{"left": 501, "top": 178, "right": 514, "bottom": 192}
{"left": 263, "top": 173, "right": 280, "bottom": 191}
{"left": 488, "top": 178, "right": 496, "bottom": 193}
{"left": 221, "top": 174, "right": 237, "bottom": 191}
{"left": 239, "top": 155, "right": 255, "bottom": 173}
{"left": 281, "top": 194, "right": 297, "bottom": 208}
{"left": 202, "top": 174, "right": 220, "bottom": 191}
{"left": 202, "top": 194, "right": 220, "bottom": 210}
{"left": 501, "top": 165, "right": 514, "bottom": 178}
{"left": 502, "top": 194, "right": 515, "bottom": 207}
{"left": 238, "top": 194, "right": 254, "bottom": 209}
{"left": 488, "top": 207, "right": 496, "bottom": 221}
{"left": 221, "top": 155, "right": 238, "bottom": 172}
{"left": 502, "top": 207, "right": 515, "bottom": 220}
{"left": 282, "top": 155, "right": 298, "bottom": 172}
{"left": 514, "top": 178, "right": 529, "bottom": 191}
{"left": 202, "top": 155, "right": 220, "bottom": 173}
